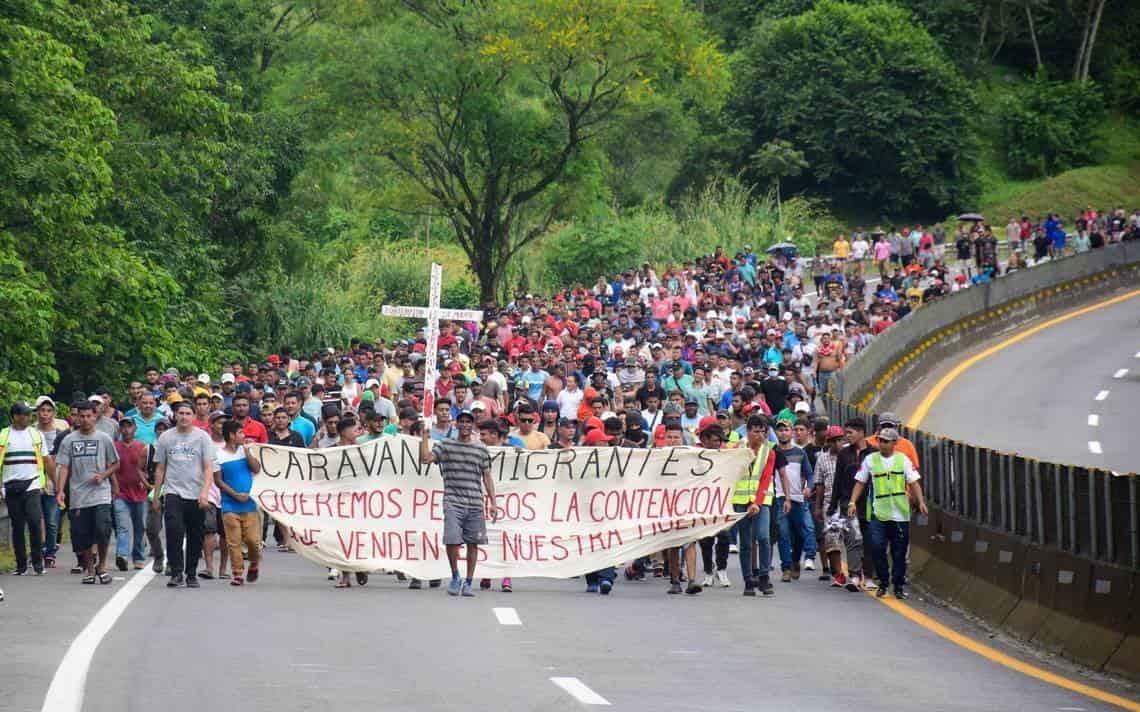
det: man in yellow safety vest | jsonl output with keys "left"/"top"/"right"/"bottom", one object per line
{"left": 1, "top": 401, "right": 48, "bottom": 575}
{"left": 739, "top": 415, "right": 791, "bottom": 596}
{"left": 847, "top": 428, "right": 927, "bottom": 599}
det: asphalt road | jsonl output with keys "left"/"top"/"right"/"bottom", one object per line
{"left": 3, "top": 545, "right": 1135, "bottom": 711}
{"left": 894, "top": 290, "right": 1140, "bottom": 474}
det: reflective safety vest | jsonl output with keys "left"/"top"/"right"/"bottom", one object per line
{"left": 733, "top": 443, "right": 773, "bottom": 506}
{"left": 867, "top": 451, "right": 909, "bottom": 522}
{"left": 0, "top": 426, "right": 47, "bottom": 490}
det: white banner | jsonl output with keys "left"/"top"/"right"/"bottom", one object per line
{"left": 248, "top": 436, "right": 754, "bottom": 579}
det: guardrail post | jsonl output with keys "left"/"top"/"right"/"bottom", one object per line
{"left": 1103, "top": 470, "right": 1114, "bottom": 563}
{"left": 1033, "top": 459, "right": 1044, "bottom": 545}
{"left": 1053, "top": 463, "right": 1064, "bottom": 552}
{"left": 973, "top": 446, "right": 982, "bottom": 524}
{"left": 1067, "top": 465, "right": 1077, "bottom": 554}
{"left": 998, "top": 454, "right": 1007, "bottom": 531}
{"left": 1130, "top": 475, "right": 1138, "bottom": 570}
{"left": 1089, "top": 467, "right": 1099, "bottom": 560}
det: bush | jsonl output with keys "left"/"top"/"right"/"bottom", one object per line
{"left": 998, "top": 73, "right": 1104, "bottom": 179}
{"left": 731, "top": 0, "right": 979, "bottom": 216}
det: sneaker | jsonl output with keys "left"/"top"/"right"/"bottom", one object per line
{"left": 167, "top": 574, "right": 184, "bottom": 588}
{"left": 33, "top": 567, "right": 44, "bottom": 576}
{"left": 45, "top": 556, "right": 56, "bottom": 568}
{"left": 185, "top": 576, "right": 200, "bottom": 589}
{"left": 685, "top": 582, "right": 702, "bottom": 595}
{"left": 700, "top": 573, "right": 714, "bottom": 587}
{"left": 355, "top": 572, "right": 369, "bottom": 586}
{"left": 461, "top": 581, "right": 476, "bottom": 597}
{"left": 862, "top": 578, "right": 878, "bottom": 591}
{"left": 875, "top": 582, "right": 888, "bottom": 598}
{"left": 791, "top": 566, "right": 801, "bottom": 581}
{"left": 70, "top": 565, "right": 83, "bottom": 575}
{"left": 759, "top": 576, "right": 774, "bottom": 596}
{"left": 0, "top": 587, "right": 4, "bottom": 602}
{"left": 803, "top": 559, "right": 815, "bottom": 571}
{"left": 230, "top": 576, "right": 244, "bottom": 586}
{"left": 479, "top": 578, "right": 492, "bottom": 590}
{"left": 447, "top": 577, "right": 462, "bottom": 596}
{"left": 599, "top": 580, "right": 613, "bottom": 595}
{"left": 164, "top": 565, "right": 173, "bottom": 576}
{"left": 729, "top": 543, "right": 739, "bottom": 554}
{"left": 743, "top": 578, "right": 757, "bottom": 597}
{"left": 832, "top": 573, "right": 846, "bottom": 588}
{"left": 152, "top": 557, "right": 163, "bottom": 573}
{"left": 409, "top": 578, "right": 423, "bottom": 590}
{"left": 12, "top": 569, "right": 27, "bottom": 576}
{"left": 115, "top": 555, "right": 128, "bottom": 572}
{"left": 845, "top": 574, "right": 861, "bottom": 593}
{"left": 586, "top": 583, "right": 600, "bottom": 593}
{"left": 501, "top": 578, "right": 513, "bottom": 593}
{"left": 395, "top": 572, "right": 407, "bottom": 582}
{"left": 327, "top": 568, "right": 337, "bottom": 581}
{"left": 781, "top": 570, "right": 792, "bottom": 583}
{"left": 247, "top": 567, "right": 260, "bottom": 583}
{"left": 894, "top": 586, "right": 909, "bottom": 600}
{"left": 668, "top": 581, "right": 682, "bottom": 594}
{"left": 652, "top": 563, "right": 664, "bottom": 578}
{"left": 716, "top": 570, "right": 731, "bottom": 588}
{"left": 429, "top": 579, "right": 442, "bottom": 588}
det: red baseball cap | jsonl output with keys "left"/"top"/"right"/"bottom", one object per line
{"left": 697, "top": 415, "right": 720, "bottom": 435}
{"left": 583, "top": 429, "right": 613, "bottom": 445}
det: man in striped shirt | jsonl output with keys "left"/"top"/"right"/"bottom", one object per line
{"left": 420, "top": 409, "right": 501, "bottom": 597}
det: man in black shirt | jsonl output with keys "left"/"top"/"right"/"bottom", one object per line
{"left": 760, "top": 365, "right": 789, "bottom": 414}
{"left": 830, "top": 417, "right": 876, "bottom": 589}
{"left": 634, "top": 371, "right": 666, "bottom": 410}
{"left": 264, "top": 407, "right": 305, "bottom": 548}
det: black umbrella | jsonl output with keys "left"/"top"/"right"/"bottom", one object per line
{"left": 766, "top": 242, "right": 797, "bottom": 253}
{"left": 957, "top": 212, "right": 985, "bottom": 222}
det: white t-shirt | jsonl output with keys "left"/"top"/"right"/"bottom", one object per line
{"left": 556, "top": 387, "right": 584, "bottom": 420}
{"left": 2, "top": 428, "right": 40, "bottom": 485}
{"left": 855, "top": 452, "right": 921, "bottom": 522}
{"left": 851, "top": 239, "right": 870, "bottom": 259}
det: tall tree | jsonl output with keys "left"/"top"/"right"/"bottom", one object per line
{"left": 294, "top": 0, "right": 728, "bottom": 302}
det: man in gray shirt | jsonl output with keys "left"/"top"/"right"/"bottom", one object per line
{"left": 153, "top": 400, "right": 214, "bottom": 588}
{"left": 56, "top": 401, "right": 119, "bottom": 585}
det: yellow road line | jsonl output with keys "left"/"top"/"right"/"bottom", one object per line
{"left": 870, "top": 592, "right": 1140, "bottom": 711}
{"left": 909, "top": 289, "right": 1140, "bottom": 429}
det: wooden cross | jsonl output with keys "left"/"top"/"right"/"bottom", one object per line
{"left": 381, "top": 262, "right": 483, "bottom": 417}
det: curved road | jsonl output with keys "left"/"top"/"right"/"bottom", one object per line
{"left": 897, "top": 290, "right": 1140, "bottom": 474}
{"left": 3, "top": 547, "right": 1137, "bottom": 711}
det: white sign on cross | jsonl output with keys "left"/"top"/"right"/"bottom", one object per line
{"left": 381, "top": 262, "right": 483, "bottom": 417}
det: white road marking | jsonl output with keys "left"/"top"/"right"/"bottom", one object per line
{"left": 41, "top": 566, "right": 157, "bottom": 712}
{"left": 1088, "top": 441, "right": 1103, "bottom": 455}
{"left": 1135, "top": 351, "right": 1140, "bottom": 358}
{"left": 1113, "top": 368, "right": 1128, "bottom": 379}
{"left": 493, "top": 607, "right": 521, "bottom": 625}
{"left": 1087, "top": 414, "right": 1099, "bottom": 427}
{"left": 551, "top": 677, "right": 611, "bottom": 706}
{"left": 1095, "top": 390, "right": 1110, "bottom": 401}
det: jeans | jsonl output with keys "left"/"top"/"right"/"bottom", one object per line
{"left": 585, "top": 567, "right": 615, "bottom": 586}
{"left": 222, "top": 511, "right": 260, "bottom": 578}
{"left": 868, "top": 519, "right": 909, "bottom": 587}
{"left": 732, "top": 503, "right": 771, "bottom": 579}
{"left": 775, "top": 497, "right": 810, "bottom": 571}
{"left": 700, "top": 530, "right": 731, "bottom": 574}
{"left": 41, "top": 492, "right": 60, "bottom": 558}
{"left": 163, "top": 494, "right": 205, "bottom": 577}
{"left": 5, "top": 484, "right": 44, "bottom": 572}
{"left": 113, "top": 499, "right": 147, "bottom": 562}
{"left": 800, "top": 502, "right": 818, "bottom": 560}
{"left": 147, "top": 501, "right": 164, "bottom": 564}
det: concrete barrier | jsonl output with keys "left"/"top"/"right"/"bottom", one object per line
{"left": 825, "top": 241, "right": 1140, "bottom": 681}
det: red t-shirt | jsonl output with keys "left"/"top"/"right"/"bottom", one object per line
{"left": 241, "top": 418, "right": 268, "bottom": 444}
{"left": 114, "top": 440, "right": 149, "bottom": 503}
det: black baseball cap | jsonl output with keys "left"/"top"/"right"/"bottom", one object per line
{"left": 10, "top": 401, "right": 32, "bottom": 416}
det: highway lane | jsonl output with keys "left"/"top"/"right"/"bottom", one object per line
{"left": 895, "top": 290, "right": 1140, "bottom": 474}
{"left": 3, "top": 547, "right": 1135, "bottom": 711}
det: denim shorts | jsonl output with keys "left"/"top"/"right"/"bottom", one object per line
{"left": 443, "top": 504, "right": 487, "bottom": 546}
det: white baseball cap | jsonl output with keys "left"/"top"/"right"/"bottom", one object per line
{"left": 364, "top": 378, "right": 381, "bottom": 389}
{"left": 220, "top": 373, "right": 236, "bottom": 384}
{"left": 197, "top": 373, "right": 211, "bottom": 385}
{"left": 34, "top": 395, "right": 56, "bottom": 409}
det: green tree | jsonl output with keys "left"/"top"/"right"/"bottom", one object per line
{"left": 291, "top": 0, "right": 729, "bottom": 303}
{"left": 732, "top": 1, "right": 979, "bottom": 216}
{"left": 998, "top": 71, "right": 1104, "bottom": 177}
{"left": 749, "top": 139, "right": 808, "bottom": 222}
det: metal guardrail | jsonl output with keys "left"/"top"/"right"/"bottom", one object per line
{"left": 821, "top": 242, "right": 1140, "bottom": 571}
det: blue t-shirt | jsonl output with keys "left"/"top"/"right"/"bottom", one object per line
{"left": 521, "top": 370, "right": 548, "bottom": 402}
{"left": 290, "top": 415, "right": 316, "bottom": 445}
{"left": 131, "top": 413, "right": 164, "bottom": 445}
{"left": 217, "top": 446, "right": 257, "bottom": 513}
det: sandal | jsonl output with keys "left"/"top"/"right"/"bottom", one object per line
{"left": 98, "top": 571, "right": 112, "bottom": 585}
{"left": 82, "top": 574, "right": 96, "bottom": 584}
{"left": 198, "top": 570, "right": 214, "bottom": 580}
{"left": 334, "top": 579, "right": 349, "bottom": 588}
{"left": 247, "top": 566, "right": 259, "bottom": 583}
{"left": 230, "top": 576, "right": 244, "bottom": 586}
{"left": 219, "top": 573, "right": 231, "bottom": 580}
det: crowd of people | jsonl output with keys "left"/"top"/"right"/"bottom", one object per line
{"left": 2, "top": 207, "right": 1134, "bottom": 603}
